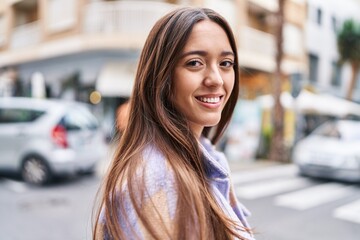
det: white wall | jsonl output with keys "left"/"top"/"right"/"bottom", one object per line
{"left": 305, "top": 0, "right": 360, "bottom": 98}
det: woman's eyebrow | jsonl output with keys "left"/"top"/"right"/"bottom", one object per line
{"left": 180, "top": 50, "right": 207, "bottom": 58}
{"left": 221, "top": 51, "right": 235, "bottom": 57}
{"left": 180, "top": 50, "right": 234, "bottom": 58}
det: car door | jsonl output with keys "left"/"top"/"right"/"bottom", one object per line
{"left": 0, "top": 107, "right": 44, "bottom": 170}
{"left": 0, "top": 123, "right": 22, "bottom": 169}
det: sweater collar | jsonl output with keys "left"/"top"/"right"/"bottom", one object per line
{"left": 199, "top": 137, "right": 229, "bottom": 179}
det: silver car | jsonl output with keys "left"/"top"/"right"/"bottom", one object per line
{"left": 0, "top": 97, "right": 107, "bottom": 185}
{"left": 293, "top": 120, "right": 360, "bottom": 182}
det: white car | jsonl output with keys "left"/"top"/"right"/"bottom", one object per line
{"left": 0, "top": 97, "right": 107, "bottom": 185}
{"left": 293, "top": 120, "right": 360, "bottom": 182}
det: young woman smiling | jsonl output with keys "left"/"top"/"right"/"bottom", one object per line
{"left": 93, "top": 7, "right": 254, "bottom": 240}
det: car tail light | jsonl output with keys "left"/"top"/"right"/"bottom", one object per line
{"left": 51, "top": 125, "right": 68, "bottom": 148}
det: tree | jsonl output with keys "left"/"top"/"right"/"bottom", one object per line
{"left": 269, "top": 0, "right": 286, "bottom": 162}
{"left": 337, "top": 19, "right": 360, "bottom": 100}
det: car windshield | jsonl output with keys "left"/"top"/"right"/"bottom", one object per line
{"left": 312, "top": 121, "right": 360, "bottom": 141}
{"left": 312, "top": 122, "right": 340, "bottom": 139}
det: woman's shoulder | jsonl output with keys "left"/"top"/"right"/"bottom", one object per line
{"left": 141, "top": 144, "right": 171, "bottom": 174}
{"left": 136, "top": 144, "right": 176, "bottom": 193}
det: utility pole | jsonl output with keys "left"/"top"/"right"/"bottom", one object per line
{"left": 269, "top": 0, "right": 286, "bottom": 162}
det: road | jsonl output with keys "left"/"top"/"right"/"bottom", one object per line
{"left": 0, "top": 174, "right": 101, "bottom": 240}
{"left": 233, "top": 164, "right": 360, "bottom": 240}
{"left": 0, "top": 162, "right": 359, "bottom": 240}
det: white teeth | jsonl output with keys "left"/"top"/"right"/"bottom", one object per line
{"left": 198, "top": 97, "right": 220, "bottom": 103}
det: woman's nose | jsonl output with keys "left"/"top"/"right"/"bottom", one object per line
{"left": 204, "top": 65, "right": 223, "bottom": 87}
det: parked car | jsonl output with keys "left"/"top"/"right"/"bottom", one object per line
{"left": 293, "top": 119, "right": 360, "bottom": 182}
{"left": 0, "top": 97, "right": 107, "bottom": 185}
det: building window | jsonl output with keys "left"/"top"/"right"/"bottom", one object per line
{"left": 316, "top": 8, "right": 322, "bottom": 25}
{"left": 331, "top": 61, "right": 341, "bottom": 86}
{"left": 331, "top": 16, "right": 337, "bottom": 32}
{"left": 12, "top": 1, "right": 39, "bottom": 26}
{"left": 308, "top": 5, "right": 323, "bottom": 26}
{"left": 290, "top": 72, "right": 304, "bottom": 98}
{"left": 309, "top": 53, "right": 319, "bottom": 83}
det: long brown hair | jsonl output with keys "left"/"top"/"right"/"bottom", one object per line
{"left": 93, "top": 7, "right": 248, "bottom": 240}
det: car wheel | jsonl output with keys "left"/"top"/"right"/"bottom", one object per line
{"left": 21, "top": 156, "right": 51, "bottom": 185}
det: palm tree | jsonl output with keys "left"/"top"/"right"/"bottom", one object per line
{"left": 337, "top": 19, "right": 360, "bottom": 100}
{"left": 269, "top": 0, "right": 286, "bottom": 162}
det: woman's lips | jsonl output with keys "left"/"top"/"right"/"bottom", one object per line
{"left": 196, "top": 96, "right": 221, "bottom": 103}
{"left": 195, "top": 95, "right": 224, "bottom": 108}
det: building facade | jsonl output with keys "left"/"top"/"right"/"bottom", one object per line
{"left": 0, "top": 0, "right": 308, "bottom": 137}
{"left": 305, "top": 0, "right": 360, "bottom": 101}
{"left": 0, "top": 0, "right": 181, "bottom": 101}
{"left": 236, "top": 0, "right": 307, "bottom": 99}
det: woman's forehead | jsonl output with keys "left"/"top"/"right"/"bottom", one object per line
{"left": 181, "top": 20, "right": 232, "bottom": 53}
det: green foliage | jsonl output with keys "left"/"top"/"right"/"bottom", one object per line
{"left": 337, "top": 19, "right": 360, "bottom": 64}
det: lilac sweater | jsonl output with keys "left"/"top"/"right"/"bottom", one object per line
{"left": 96, "top": 137, "right": 254, "bottom": 239}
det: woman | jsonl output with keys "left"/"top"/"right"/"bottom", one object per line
{"left": 93, "top": 7, "right": 254, "bottom": 240}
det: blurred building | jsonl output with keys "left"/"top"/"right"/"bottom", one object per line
{"left": 235, "top": 0, "right": 307, "bottom": 99}
{"left": 305, "top": 0, "right": 360, "bottom": 101}
{"left": 0, "top": 0, "right": 308, "bottom": 134}
{"left": 0, "top": 0, "right": 180, "bottom": 101}
{"left": 0, "top": 0, "right": 308, "bottom": 98}
{"left": 0, "top": 0, "right": 181, "bottom": 137}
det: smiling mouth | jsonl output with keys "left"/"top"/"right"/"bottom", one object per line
{"left": 196, "top": 96, "right": 222, "bottom": 103}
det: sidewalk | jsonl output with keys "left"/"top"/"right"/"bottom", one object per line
{"left": 228, "top": 158, "right": 285, "bottom": 173}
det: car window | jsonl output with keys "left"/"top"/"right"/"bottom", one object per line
{"left": 312, "top": 122, "right": 340, "bottom": 138}
{"left": 0, "top": 108, "right": 45, "bottom": 123}
{"left": 61, "top": 107, "right": 98, "bottom": 131}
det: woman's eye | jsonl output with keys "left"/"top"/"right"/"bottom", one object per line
{"left": 220, "top": 60, "right": 234, "bottom": 68}
{"left": 186, "top": 60, "right": 202, "bottom": 67}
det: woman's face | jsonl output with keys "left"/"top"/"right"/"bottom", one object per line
{"left": 173, "top": 19, "right": 235, "bottom": 138}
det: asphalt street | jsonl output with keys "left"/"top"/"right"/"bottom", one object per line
{"left": 0, "top": 157, "right": 359, "bottom": 240}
